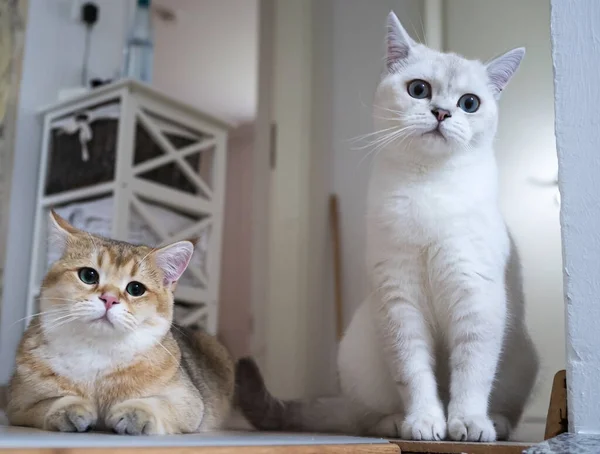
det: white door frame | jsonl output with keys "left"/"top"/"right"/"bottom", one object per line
{"left": 250, "top": 0, "right": 274, "bottom": 374}
{"left": 551, "top": 0, "right": 600, "bottom": 435}
{"left": 260, "top": 0, "right": 315, "bottom": 399}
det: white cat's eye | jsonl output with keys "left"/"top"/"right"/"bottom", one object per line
{"left": 457, "top": 93, "right": 480, "bottom": 113}
{"left": 78, "top": 267, "right": 99, "bottom": 285}
{"left": 407, "top": 79, "right": 431, "bottom": 99}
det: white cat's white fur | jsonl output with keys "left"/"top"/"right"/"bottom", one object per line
{"left": 335, "top": 12, "right": 538, "bottom": 442}
{"left": 237, "top": 11, "right": 538, "bottom": 443}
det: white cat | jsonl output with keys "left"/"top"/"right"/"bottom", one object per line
{"left": 235, "top": 11, "right": 538, "bottom": 442}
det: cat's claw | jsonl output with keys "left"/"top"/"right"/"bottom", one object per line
{"left": 107, "top": 403, "right": 163, "bottom": 435}
{"left": 448, "top": 414, "right": 496, "bottom": 442}
{"left": 45, "top": 401, "right": 97, "bottom": 432}
{"left": 401, "top": 411, "right": 447, "bottom": 441}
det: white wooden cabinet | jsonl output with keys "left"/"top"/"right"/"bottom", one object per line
{"left": 27, "top": 80, "right": 229, "bottom": 334}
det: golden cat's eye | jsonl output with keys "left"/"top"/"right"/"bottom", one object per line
{"left": 407, "top": 79, "right": 431, "bottom": 99}
{"left": 78, "top": 267, "right": 99, "bottom": 285}
{"left": 126, "top": 281, "right": 146, "bottom": 297}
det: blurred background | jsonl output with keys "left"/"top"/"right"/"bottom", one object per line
{"left": 0, "top": 0, "right": 560, "bottom": 442}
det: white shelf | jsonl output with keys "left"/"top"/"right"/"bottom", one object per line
{"left": 27, "top": 80, "right": 230, "bottom": 334}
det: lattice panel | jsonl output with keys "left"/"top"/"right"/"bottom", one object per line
{"left": 127, "top": 103, "right": 220, "bottom": 329}
{"left": 28, "top": 81, "right": 228, "bottom": 335}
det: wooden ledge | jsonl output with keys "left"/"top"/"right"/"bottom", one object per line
{"left": 2, "top": 445, "right": 400, "bottom": 454}
{"left": 390, "top": 439, "right": 532, "bottom": 454}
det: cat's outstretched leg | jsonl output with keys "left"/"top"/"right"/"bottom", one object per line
{"left": 8, "top": 395, "right": 97, "bottom": 432}
{"left": 371, "top": 258, "right": 446, "bottom": 441}
{"left": 367, "top": 413, "right": 405, "bottom": 438}
{"left": 106, "top": 385, "right": 205, "bottom": 435}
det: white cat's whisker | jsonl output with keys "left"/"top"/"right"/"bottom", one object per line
{"left": 355, "top": 124, "right": 417, "bottom": 150}
{"left": 357, "top": 133, "right": 405, "bottom": 167}
{"left": 359, "top": 129, "right": 416, "bottom": 166}
{"left": 353, "top": 129, "right": 405, "bottom": 152}
{"left": 359, "top": 130, "right": 415, "bottom": 169}
{"left": 348, "top": 125, "right": 401, "bottom": 143}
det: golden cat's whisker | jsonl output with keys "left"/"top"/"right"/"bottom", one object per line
{"left": 170, "top": 324, "right": 188, "bottom": 338}
{"left": 42, "top": 315, "right": 81, "bottom": 332}
{"left": 128, "top": 328, "right": 183, "bottom": 372}
{"left": 137, "top": 246, "right": 159, "bottom": 269}
{"left": 38, "top": 297, "right": 82, "bottom": 305}
{"left": 121, "top": 320, "right": 138, "bottom": 332}
{"left": 156, "top": 340, "right": 184, "bottom": 373}
{"left": 10, "top": 308, "right": 71, "bottom": 327}
{"left": 43, "top": 311, "right": 84, "bottom": 323}
{"left": 43, "top": 306, "right": 90, "bottom": 320}
{"left": 86, "top": 231, "right": 99, "bottom": 255}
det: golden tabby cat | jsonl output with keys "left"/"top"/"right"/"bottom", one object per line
{"left": 7, "top": 211, "right": 234, "bottom": 434}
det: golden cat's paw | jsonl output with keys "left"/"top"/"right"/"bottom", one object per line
{"left": 106, "top": 401, "right": 165, "bottom": 435}
{"left": 44, "top": 397, "right": 97, "bottom": 432}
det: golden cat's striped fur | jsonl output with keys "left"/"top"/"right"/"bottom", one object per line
{"left": 7, "top": 211, "right": 234, "bottom": 434}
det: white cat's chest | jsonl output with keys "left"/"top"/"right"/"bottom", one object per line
{"left": 367, "top": 159, "right": 499, "bottom": 245}
{"left": 369, "top": 186, "right": 481, "bottom": 246}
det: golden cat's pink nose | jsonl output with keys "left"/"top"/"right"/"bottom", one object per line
{"left": 100, "top": 293, "right": 119, "bottom": 310}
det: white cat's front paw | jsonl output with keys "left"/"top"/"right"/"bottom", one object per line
{"left": 448, "top": 414, "right": 496, "bottom": 442}
{"left": 401, "top": 410, "right": 446, "bottom": 441}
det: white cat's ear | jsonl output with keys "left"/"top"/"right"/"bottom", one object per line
{"left": 153, "top": 240, "right": 195, "bottom": 286}
{"left": 48, "top": 210, "right": 78, "bottom": 254}
{"left": 386, "top": 11, "right": 415, "bottom": 70}
{"left": 485, "top": 47, "right": 525, "bottom": 98}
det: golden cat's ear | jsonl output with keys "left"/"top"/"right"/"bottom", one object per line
{"left": 48, "top": 210, "right": 79, "bottom": 254}
{"left": 153, "top": 240, "right": 195, "bottom": 286}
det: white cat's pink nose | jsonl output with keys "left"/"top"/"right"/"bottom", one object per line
{"left": 100, "top": 293, "right": 119, "bottom": 310}
{"left": 431, "top": 107, "right": 451, "bottom": 122}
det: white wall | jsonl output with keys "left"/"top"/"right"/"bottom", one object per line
{"left": 153, "top": 0, "right": 258, "bottom": 125}
{"left": 444, "top": 0, "right": 561, "bottom": 427}
{"left": 0, "top": 0, "right": 132, "bottom": 384}
{"left": 551, "top": 0, "right": 600, "bottom": 434}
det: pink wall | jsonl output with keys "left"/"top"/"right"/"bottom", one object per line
{"left": 218, "top": 124, "right": 255, "bottom": 359}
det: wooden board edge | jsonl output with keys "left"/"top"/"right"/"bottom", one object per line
{"left": 390, "top": 439, "right": 532, "bottom": 454}
{"left": 0, "top": 443, "right": 401, "bottom": 454}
